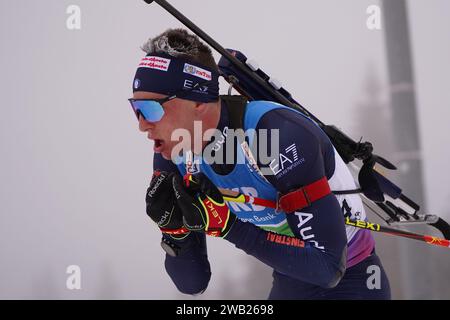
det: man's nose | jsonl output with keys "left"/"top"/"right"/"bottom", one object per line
{"left": 138, "top": 115, "right": 155, "bottom": 132}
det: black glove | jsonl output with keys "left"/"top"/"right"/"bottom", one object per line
{"left": 172, "top": 172, "right": 237, "bottom": 237}
{"left": 146, "top": 170, "right": 189, "bottom": 236}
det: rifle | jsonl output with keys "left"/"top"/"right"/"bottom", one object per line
{"left": 141, "top": 0, "right": 450, "bottom": 242}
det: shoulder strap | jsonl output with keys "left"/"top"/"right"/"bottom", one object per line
{"left": 220, "top": 95, "right": 247, "bottom": 130}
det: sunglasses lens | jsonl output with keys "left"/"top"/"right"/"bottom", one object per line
{"left": 130, "top": 100, "right": 164, "bottom": 122}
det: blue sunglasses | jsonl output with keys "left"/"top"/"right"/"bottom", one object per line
{"left": 128, "top": 95, "right": 175, "bottom": 122}
{"left": 128, "top": 81, "right": 210, "bottom": 122}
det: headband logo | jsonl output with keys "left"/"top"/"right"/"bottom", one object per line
{"left": 133, "top": 79, "right": 141, "bottom": 89}
{"left": 183, "top": 63, "right": 212, "bottom": 81}
{"left": 184, "top": 79, "right": 209, "bottom": 94}
{"left": 139, "top": 56, "right": 171, "bottom": 72}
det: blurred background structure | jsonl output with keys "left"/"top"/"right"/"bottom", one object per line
{"left": 0, "top": 0, "right": 449, "bottom": 299}
{"left": 382, "top": 0, "right": 431, "bottom": 299}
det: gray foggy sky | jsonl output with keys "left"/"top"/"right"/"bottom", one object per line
{"left": 0, "top": 0, "right": 449, "bottom": 299}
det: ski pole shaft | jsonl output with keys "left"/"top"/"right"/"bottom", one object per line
{"left": 219, "top": 188, "right": 450, "bottom": 249}
{"left": 344, "top": 217, "right": 450, "bottom": 248}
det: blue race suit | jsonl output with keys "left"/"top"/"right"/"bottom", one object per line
{"left": 153, "top": 98, "right": 391, "bottom": 299}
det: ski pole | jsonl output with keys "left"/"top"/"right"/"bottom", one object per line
{"left": 219, "top": 188, "right": 450, "bottom": 249}
{"left": 144, "top": 0, "right": 450, "bottom": 244}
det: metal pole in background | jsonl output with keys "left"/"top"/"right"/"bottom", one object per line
{"left": 381, "top": 0, "right": 434, "bottom": 299}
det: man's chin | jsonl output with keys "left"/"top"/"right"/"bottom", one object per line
{"left": 160, "top": 146, "right": 194, "bottom": 161}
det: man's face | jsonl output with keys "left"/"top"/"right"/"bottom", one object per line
{"left": 133, "top": 91, "right": 198, "bottom": 160}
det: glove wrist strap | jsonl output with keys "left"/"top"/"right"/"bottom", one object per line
{"left": 160, "top": 226, "right": 190, "bottom": 235}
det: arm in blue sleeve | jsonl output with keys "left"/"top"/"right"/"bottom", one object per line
{"left": 162, "top": 232, "right": 211, "bottom": 295}
{"left": 153, "top": 153, "right": 211, "bottom": 294}
{"left": 224, "top": 108, "right": 348, "bottom": 288}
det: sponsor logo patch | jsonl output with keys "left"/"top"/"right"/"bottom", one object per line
{"left": 139, "top": 56, "right": 171, "bottom": 71}
{"left": 183, "top": 79, "right": 209, "bottom": 94}
{"left": 133, "top": 79, "right": 140, "bottom": 89}
{"left": 268, "top": 143, "right": 306, "bottom": 178}
{"left": 185, "top": 151, "right": 200, "bottom": 174}
{"left": 183, "top": 63, "right": 212, "bottom": 81}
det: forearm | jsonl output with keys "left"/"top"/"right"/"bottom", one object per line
{"left": 162, "top": 232, "right": 212, "bottom": 294}
{"left": 224, "top": 219, "right": 347, "bottom": 288}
